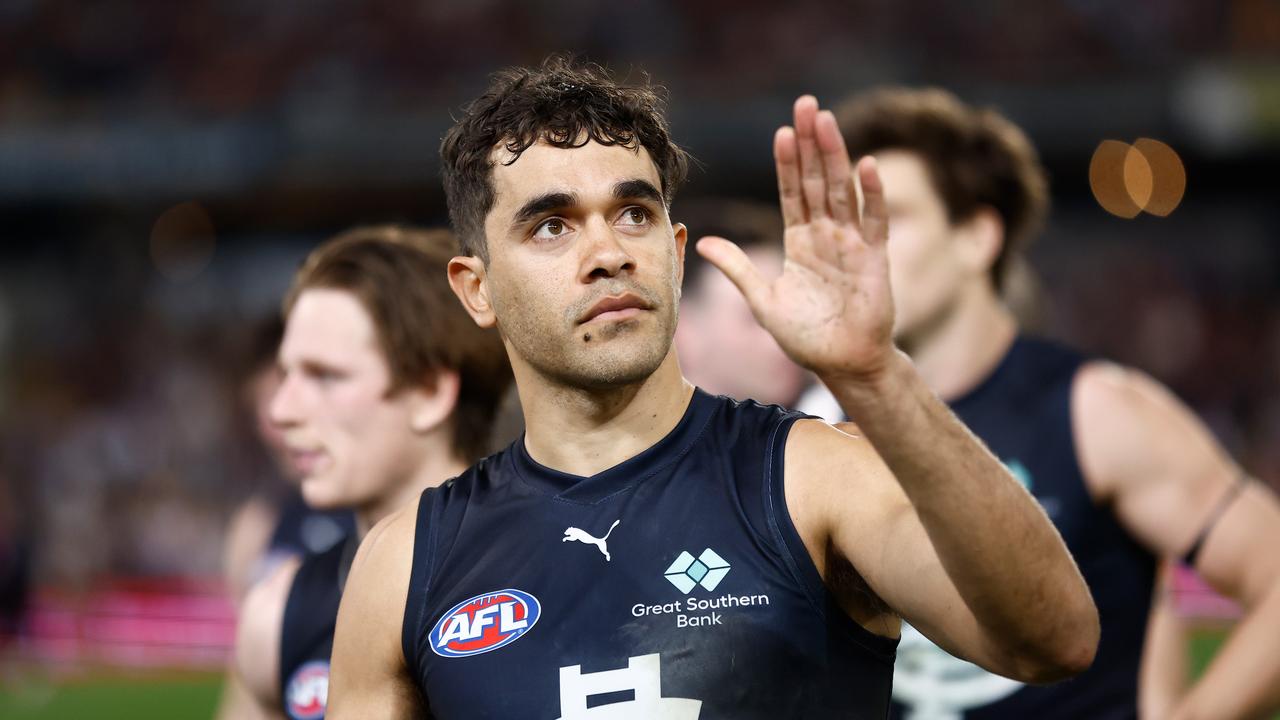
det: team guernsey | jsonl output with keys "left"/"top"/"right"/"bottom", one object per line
{"left": 278, "top": 535, "right": 357, "bottom": 720}
{"left": 889, "top": 337, "right": 1157, "bottom": 720}
{"left": 402, "top": 389, "right": 898, "bottom": 719}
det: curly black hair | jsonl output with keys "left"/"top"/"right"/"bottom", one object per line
{"left": 440, "top": 55, "right": 690, "bottom": 261}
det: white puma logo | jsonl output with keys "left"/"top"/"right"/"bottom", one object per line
{"left": 562, "top": 520, "right": 620, "bottom": 562}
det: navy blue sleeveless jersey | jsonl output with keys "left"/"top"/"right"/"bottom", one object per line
{"left": 269, "top": 490, "right": 355, "bottom": 558}
{"left": 279, "top": 535, "right": 356, "bottom": 720}
{"left": 890, "top": 337, "right": 1156, "bottom": 720}
{"left": 402, "top": 389, "right": 898, "bottom": 719}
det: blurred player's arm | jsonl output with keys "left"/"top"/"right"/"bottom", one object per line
{"left": 1138, "top": 561, "right": 1189, "bottom": 720}
{"left": 326, "top": 502, "right": 424, "bottom": 720}
{"left": 215, "top": 672, "right": 284, "bottom": 720}
{"left": 1074, "top": 362, "right": 1280, "bottom": 720}
{"left": 222, "top": 495, "right": 277, "bottom": 606}
{"left": 703, "top": 94, "right": 1096, "bottom": 684}
{"left": 216, "top": 556, "right": 300, "bottom": 720}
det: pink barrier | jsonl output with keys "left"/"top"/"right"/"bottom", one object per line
{"left": 7, "top": 577, "right": 235, "bottom": 672}
{"left": 1172, "top": 565, "right": 1242, "bottom": 621}
{"left": 0, "top": 569, "right": 1240, "bottom": 673}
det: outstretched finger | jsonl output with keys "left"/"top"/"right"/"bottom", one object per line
{"left": 793, "top": 96, "right": 828, "bottom": 221}
{"left": 774, "top": 127, "right": 805, "bottom": 228}
{"left": 857, "top": 156, "right": 889, "bottom": 246}
{"left": 815, "top": 110, "right": 856, "bottom": 226}
{"left": 695, "top": 236, "right": 772, "bottom": 321}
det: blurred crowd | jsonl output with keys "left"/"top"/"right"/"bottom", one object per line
{"left": 0, "top": 0, "right": 1277, "bottom": 608}
{"left": 0, "top": 0, "right": 1255, "bottom": 126}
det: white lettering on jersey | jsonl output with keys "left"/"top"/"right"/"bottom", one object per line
{"left": 435, "top": 601, "right": 528, "bottom": 647}
{"left": 556, "top": 653, "right": 702, "bottom": 719}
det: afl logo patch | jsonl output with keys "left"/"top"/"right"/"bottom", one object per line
{"left": 284, "top": 660, "right": 329, "bottom": 719}
{"left": 430, "top": 588, "right": 540, "bottom": 658}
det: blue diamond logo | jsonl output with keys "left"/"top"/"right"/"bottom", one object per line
{"left": 664, "top": 548, "right": 730, "bottom": 594}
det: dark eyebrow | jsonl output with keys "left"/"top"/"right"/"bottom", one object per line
{"left": 613, "top": 179, "right": 664, "bottom": 206}
{"left": 513, "top": 191, "right": 577, "bottom": 225}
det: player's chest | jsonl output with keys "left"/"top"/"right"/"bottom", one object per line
{"left": 418, "top": 491, "right": 817, "bottom": 718}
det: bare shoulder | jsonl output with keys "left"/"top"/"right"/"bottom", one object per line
{"left": 785, "top": 418, "right": 875, "bottom": 471}
{"left": 782, "top": 418, "right": 905, "bottom": 562}
{"left": 327, "top": 496, "right": 424, "bottom": 718}
{"left": 235, "top": 554, "right": 303, "bottom": 707}
{"left": 223, "top": 494, "right": 278, "bottom": 604}
{"left": 1072, "top": 359, "right": 1222, "bottom": 438}
{"left": 1072, "top": 359, "right": 1231, "bottom": 499}
{"left": 351, "top": 494, "right": 420, "bottom": 583}
{"left": 784, "top": 418, "right": 895, "bottom": 505}
{"left": 336, "top": 496, "right": 420, "bottom": 631}
{"left": 1073, "top": 360, "right": 1185, "bottom": 419}
{"left": 335, "top": 493, "right": 422, "bottom": 657}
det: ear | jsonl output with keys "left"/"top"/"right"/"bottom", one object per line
{"left": 955, "top": 207, "right": 1005, "bottom": 277}
{"left": 408, "top": 368, "right": 461, "bottom": 435}
{"left": 672, "top": 221, "right": 688, "bottom": 301}
{"left": 448, "top": 255, "right": 496, "bottom": 329}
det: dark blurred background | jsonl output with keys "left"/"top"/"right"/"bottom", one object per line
{"left": 0, "top": 0, "right": 1277, "bottom": 713}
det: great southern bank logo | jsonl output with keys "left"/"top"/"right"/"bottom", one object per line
{"left": 664, "top": 549, "right": 730, "bottom": 594}
{"left": 430, "top": 588, "right": 540, "bottom": 658}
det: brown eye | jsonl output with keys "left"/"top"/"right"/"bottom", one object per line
{"left": 621, "top": 207, "right": 649, "bottom": 225}
{"left": 533, "top": 218, "right": 568, "bottom": 240}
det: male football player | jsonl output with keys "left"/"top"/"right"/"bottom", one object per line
{"left": 327, "top": 59, "right": 1098, "bottom": 719}
{"left": 223, "top": 226, "right": 510, "bottom": 719}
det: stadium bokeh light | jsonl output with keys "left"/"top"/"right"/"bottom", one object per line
{"left": 1090, "top": 139, "right": 1186, "bottom": 220}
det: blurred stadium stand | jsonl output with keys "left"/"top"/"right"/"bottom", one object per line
{"left": 0, "top": 0, "right": 1277, "bottom": 685}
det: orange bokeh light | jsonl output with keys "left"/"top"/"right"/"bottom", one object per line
{"left": 1089, "top": 139, "right": 1186, "bottom": 219}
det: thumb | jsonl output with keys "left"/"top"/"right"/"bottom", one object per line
{"left": 696, "top": 236, "right": 771, "bottom": 317}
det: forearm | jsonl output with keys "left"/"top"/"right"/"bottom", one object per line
{"left": 1138, "top": 571, "right": 1190, "bottom": 720}
{"left": 826, "top": 351, "right": 1097, "bottom": 670}
{"left": 1173, "top": 580, "right": 1280, "bottom": 720}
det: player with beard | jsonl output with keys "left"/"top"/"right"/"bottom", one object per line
{"left": 325, "top": 58, "right": 1099, "bottom": 719}
{"left": 812, "top": 88, "right": 1279, "bottom": 720}
{"left": 222, "top": 226, "right": 511, "bottom": 720}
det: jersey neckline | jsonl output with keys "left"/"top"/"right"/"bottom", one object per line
{"left": 510, "top": 387, "right": 720, "bottom": 504}
{"left": 947, "top": 334, "right": 1027, "bottom": 411}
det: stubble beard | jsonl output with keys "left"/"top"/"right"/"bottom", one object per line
{"left": 494, "top": 289, "right": 677, "bottom": 391}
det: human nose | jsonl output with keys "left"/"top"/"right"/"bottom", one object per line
{"left": 268, "top": 371, "right": 302, "bottom": 428}
{"left": 579, "top": 220, "right": 636, "bottom": 281}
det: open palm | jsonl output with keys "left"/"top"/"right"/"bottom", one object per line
{"left": 698, "top": 95, "right": 896, "bottom": 382}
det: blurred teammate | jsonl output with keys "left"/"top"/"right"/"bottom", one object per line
{"left": 675, "top": 199, "right": 807, "bottom": 406}
{"left": 222, "top": 317, "right": 354, "bottom": 605}
{"left": 220, "top": 226, "right": 511, "bottom": 720}
{"left": 326, "top": 57, "right": 1097, "bottom": 719}
{"left": 816, "top": 87, "right": 1280, "bottom": 719}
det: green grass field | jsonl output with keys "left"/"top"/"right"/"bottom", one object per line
{"left": 0, "top": 628, "right": 1272, "bottom": 719}
{"left": 0, "top": 672, "right": 222, "bottom": 720}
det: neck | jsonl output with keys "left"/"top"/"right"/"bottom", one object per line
{"left": 900, "top": 283, "right": 1019, "bottom": 401}
{"left": 517, "top": 350, "right": 694, "bottom": 477}
{"left": 354, "top": 447, "right": 469, "bottom": 538}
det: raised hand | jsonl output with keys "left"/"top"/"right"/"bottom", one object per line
{"left": 697, "top": 95, "right": 895, "bottom": 383}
